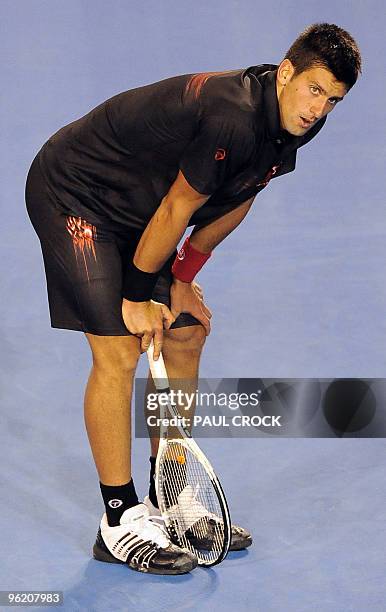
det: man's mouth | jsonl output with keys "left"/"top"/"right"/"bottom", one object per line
{"left": 299, "top": 116, "right": 314, "bottom": 129}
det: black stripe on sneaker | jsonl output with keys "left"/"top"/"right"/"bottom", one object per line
{"left": 112, "top": 530, "right": 141, "bottom": 550}
{"left": 121, "top": 537, "right": 147, "bottom": 558}
{"left": 125, "top": 540, "right": 157, "bottom": 564}
{"left": 116, "top": 534, "right": 142, "bottom": 555}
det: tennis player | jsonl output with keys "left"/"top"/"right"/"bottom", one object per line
{"left": 25, "top": 23, "right": 361, "bottom": 574}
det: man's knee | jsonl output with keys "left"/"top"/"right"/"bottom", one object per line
{"left": 85, "top": 333, "right": 141, "bottom": 374}
{"left": 163, "top": 324, "right": 206, "bottom": 357}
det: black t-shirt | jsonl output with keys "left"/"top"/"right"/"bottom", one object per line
{"left": 37, "top": 64, "right": 327, "bottom": 231}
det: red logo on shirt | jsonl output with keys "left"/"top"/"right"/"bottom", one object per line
{"left": 215, "top": 148, "right": 226, "bottom": 160}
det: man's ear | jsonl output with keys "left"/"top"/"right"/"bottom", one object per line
{"left": 277, "top": 59, "right": 295, "bottom": 87}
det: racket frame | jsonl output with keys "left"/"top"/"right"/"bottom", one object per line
{"left": 147, "top": 342, "right": 231, "bottom": 566}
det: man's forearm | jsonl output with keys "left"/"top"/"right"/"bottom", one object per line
{"left": 131, "top": 170, "right": 209, "bottom": 275}
{"left": 190, "top": 197, "right": 254, "bottom": 253}
{"left": 133, "top": 198, "right": 190, "bottom": 272}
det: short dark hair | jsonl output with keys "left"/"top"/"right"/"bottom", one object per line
{"left": 283, "top": 23, "right": 362, "bottom": 90}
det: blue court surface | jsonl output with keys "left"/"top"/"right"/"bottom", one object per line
{"left": 2, "top": 1, "right": 386, "bottom": 610}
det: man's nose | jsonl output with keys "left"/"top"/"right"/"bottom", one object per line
{"left": 310, "top": 98, "right": 326, "bottom": 119}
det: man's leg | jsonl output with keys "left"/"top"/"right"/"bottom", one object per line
{"left": 85, "top": 331, "right": 198, "bottom": 573}
{"left": 84, "top": 333, "right": 141, "bottom": 484}
{"left": 84, "top": 333, "right": 144, "bottom": 527}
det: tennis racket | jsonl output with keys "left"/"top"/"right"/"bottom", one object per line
{"left": 147, "top": 341, "right": 231, "bottom": 566}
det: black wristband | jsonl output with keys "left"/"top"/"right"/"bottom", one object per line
{"left": 122, "top": 261, "right": 159, "bottom": 302}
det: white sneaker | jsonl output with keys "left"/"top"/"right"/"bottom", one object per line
{"left": 144, "top": 488, "right": 208, "bottom": 534}
{"left": 144, "top": 492, "right": 252, "bottom": 551}
{"left": 93, "top": 502, "right": 198, "bottom": 574}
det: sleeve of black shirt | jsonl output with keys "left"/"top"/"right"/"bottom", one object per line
{"left": 179, "top": 115, "right": 254, "bottom": 195}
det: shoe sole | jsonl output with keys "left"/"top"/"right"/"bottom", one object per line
{"left": 229, "top": 538, "right": 253, "bottom": 551}
{"left": 93, "top": 543, "right": 197, "bottom": 575}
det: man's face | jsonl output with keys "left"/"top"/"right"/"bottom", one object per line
{"left": 276, "top": 61, "right": 348, "bottom": 136}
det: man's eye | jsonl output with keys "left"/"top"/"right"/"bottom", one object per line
{"left": 328, "top": 98, "right": 338, "bottom": 106}
{"left": 310, "top": 86, "right": 319, "bottom": 94}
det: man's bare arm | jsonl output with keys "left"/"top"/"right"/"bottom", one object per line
{"left": 133, "top": 170, "right": 209, "bottom": 272}
{"left": 189, "top": 196, "right": 255, "bottom": 253}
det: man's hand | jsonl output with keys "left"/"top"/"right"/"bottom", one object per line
{"left": 122, "top": 299, "right": 175, "bottom": 359}
{"left": 170, "top": 278, "right": 212, "bottom": 335}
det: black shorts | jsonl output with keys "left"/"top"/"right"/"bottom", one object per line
{"left": 25, "top": 155, "right": 200, "bottom": 335}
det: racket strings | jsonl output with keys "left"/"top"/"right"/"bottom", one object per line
{"left": 158, "top": 442, "right": 226, "bottom": 564}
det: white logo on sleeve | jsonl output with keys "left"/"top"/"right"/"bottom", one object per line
{"left": 108, "top": 499, "right": 123, "bottom": 508}
{"left": 177, "top": 248, "right": 186, "bottom": 261}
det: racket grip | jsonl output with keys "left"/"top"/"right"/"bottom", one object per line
{"left": 147, "top": 341, "right": 170, "bottom": 390}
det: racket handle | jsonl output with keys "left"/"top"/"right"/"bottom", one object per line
{"left": 147, "top": 341, "right": 170, "bottom": 390}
